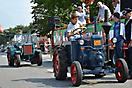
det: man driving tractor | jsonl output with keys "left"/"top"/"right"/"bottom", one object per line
{"left": 66, "top": 12, "right": 83, "bottom": 40}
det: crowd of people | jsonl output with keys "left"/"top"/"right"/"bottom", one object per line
{"left": 66, "top": 0, "right": 132, "bottom": 78}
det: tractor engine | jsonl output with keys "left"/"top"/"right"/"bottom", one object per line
{"left": 86, "top": 50, "right": 104, "bottom": 69}
{"left": 79, "top": 34, "right": 105, "bottom": 69}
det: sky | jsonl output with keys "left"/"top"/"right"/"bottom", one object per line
{"left": 0, "top": 0, "right": 33, "bottom": 29}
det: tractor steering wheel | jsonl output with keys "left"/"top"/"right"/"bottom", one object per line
{"left": 68, "top": 27, "right": 87, "bottom": 41}
{"left": 72, "top": 27, "right": 87, "bottom": 36}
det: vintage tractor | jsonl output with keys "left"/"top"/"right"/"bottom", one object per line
{"left": 52, "top": 14, "right": 128, "bottom": 86}
{"left": 53, "top": 27, "right": 128, "bottom": 86}
{"left": 7, "top": 34, "right": 42, "bottom": 67}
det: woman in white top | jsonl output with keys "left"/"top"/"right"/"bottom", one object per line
{"left": 76, "top": 6, "right": 86, "bottom": 25}
{"left": 112, "top": 0, "right": 122, "bottom": 16}
{"left": 97, "top": 1, "right": 112, "bottom": 22}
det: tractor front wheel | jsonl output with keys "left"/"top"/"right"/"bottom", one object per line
{"left": 115, "top": 58, "right": 128, "bottom": 83}
{"left": 71, "top": 61, "right": 82, "bottom": 87}
{"left": 7, "top": 50, "right": 14, "bottom": 66}
{"left": 14, "top": 54, "right": 21, "bottom": 67}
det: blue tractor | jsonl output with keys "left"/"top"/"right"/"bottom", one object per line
{"left": 7, "top": 34, "right": 42, "bottom": 67}
{"left": 53, "top": 25, "right": 128, "bottom": 86}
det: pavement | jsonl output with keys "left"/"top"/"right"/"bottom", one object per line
{"left": 0, "top": 53, "right": 132, "bottom": 88}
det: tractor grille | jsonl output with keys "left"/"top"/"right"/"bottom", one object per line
{"left": 23, "top": 45, "right": 32, "bottom": 55}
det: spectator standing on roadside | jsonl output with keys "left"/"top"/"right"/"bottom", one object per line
{"left": 97, "top": 1, "right": 112, "bottom": 22}
{"left": 112, "top": 0, "right": 122, "bottom": 16}
{"left": 123, "top": 8, "right": 132, "bottom": 79}
{"left": 76, "top": 6, "right": 86, "bottom": 25}
{"left": 110, "top": 12, "right": 125, "bottom": 59}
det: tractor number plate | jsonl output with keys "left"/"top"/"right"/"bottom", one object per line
{"left": 94, "top": 40, "right": 101, "bottom": 46}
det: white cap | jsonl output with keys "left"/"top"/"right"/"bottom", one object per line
{"left": 97, "top": 1, "right": 102, "bottom": 5}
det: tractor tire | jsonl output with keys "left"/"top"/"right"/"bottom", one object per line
{"left": 71, "top": 61, "right": 83, "bottom": 87}
{"left": 37, "top": 53, "right": 42, "bottom": 66}
{"left": 115, "top": 58, "right": 128, "bottom": 83}
{"left": 14, "top": 54, "right": 21, "bottom": 67}
{"left": 53, "top": 47, "right": 68, "bottom": 80}
{"left": 30, "top": 60, "right": 34, "bottom": 64}
{"left": 7, "top": 51, "right": 14, "bottom": 66}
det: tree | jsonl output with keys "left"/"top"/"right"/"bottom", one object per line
{"left": 0, "top": 23, "right": 34, "bottom": 45}
{"left": 31, "top": 0, "right": 82, "bottom": 35}
{"left": 31, "top": 0, "right": 113, "bottom": 35}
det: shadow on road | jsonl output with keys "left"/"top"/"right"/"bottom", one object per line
{"left": 81, "top": 75, "right": 118, "bottom": 85}
{"left": 12, "top": 76, "right": 119, "bottom": 87}
{"left": 42, "top": 60, "right": 53, "bottom": 69}
{"left": 0, "top": 65, "right": 13, "bottom": 68}
{"left": 82, "top": 80, "right": 118, "bottom": 86}
{"left": 0, "top": 64, "right": 32, "bottom": 68}
{"left": 12, "top": 77, "right": 72, "bottom": 87}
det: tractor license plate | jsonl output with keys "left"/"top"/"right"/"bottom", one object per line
{"left": 94, "top": 40, "right": 101, "bottom": 46}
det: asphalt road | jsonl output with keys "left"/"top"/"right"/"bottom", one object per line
{"left": 0, "top": 52, "right": 132, "bottom": 88}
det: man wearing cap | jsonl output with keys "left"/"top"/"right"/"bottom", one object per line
{"left": 66, "top": 12, "right": 83, "bottom": 61}
{"left": 97, "top": 1, "right": 111, "bottom": 22}
{"left": 124, "top": 8, "right": 132, "bottom": 78}
{"left": 66, "top": 12, "right": 82, "bottom": 39}
{"left": 109, "top": 12, "right": 125, "bottom": 59}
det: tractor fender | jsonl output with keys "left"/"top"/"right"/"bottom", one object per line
{"left": 35, "top": 49, "right": 41, "bottom": 55}
{"left": 7, "top": 46, "right": 19, "bottom": 57}
{"left": 15, "top": 51, "right": 21, "bottom": 54}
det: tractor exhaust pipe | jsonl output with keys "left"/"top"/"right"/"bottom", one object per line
{"left": 102, "top": 10, "right": 112, "bottom": 60}
{"left": 94, "top": 16, "right": 97, "bottom": 33}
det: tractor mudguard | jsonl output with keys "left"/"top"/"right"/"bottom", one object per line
{"left": 35, "top": 49, "right": 41, "bottom": 54}
{"left": 15, "top": 51, "right": 21, "bottom": 54}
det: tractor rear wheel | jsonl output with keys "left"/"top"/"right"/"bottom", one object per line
{"left": 115, "top": 58, "right": 128, "bottom": 83}
{"left": 14, "top": 54, "right": 21, "bottom": 67}
{"left": 71, "top": 61, "right": 82, "bottom": 87}
{"left": 53, "top": 47, "right": 68, "bottom": 80}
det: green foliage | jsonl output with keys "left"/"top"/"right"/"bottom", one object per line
{"left": 0, "top": 24, "right": 34, "bottom": 45}
{"left": 31, "top": 0, "right": 113, "bottom": 35}
{"left": 31, "top": 0, "right": 81, "bottom": 35}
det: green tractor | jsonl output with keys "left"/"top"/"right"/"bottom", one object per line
{"left": 7, "top": 34, "right": 42, "bottom": 67}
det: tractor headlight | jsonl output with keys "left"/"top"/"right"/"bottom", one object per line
{"left": 19, "top": 46, "right": 22, "bottom": 49}
{"left": 79, "top": 40, "right": 84, "bottom": 45}
{"left": 35, "top": 45, "right": 37, "bottom": 48}
{"left": 112, "top": 38, "right": 117, "bottom": 43}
